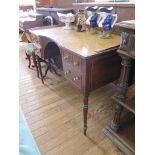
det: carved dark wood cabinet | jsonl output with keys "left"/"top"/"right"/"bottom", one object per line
{"left": 102, "top": 20, "right": 135, "bottom": 155}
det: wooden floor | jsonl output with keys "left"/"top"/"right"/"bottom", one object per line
{"left": 19, "top": 42, "right": 124, "bottom": 155}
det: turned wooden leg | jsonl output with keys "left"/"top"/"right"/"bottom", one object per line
{"left": 25, "top": 52, "right": 31, "bottom": 68}
{"left": 49, "top": 58, "right": 60, "bottom": 76}
{"left": 44, "top": 64, "right": 50, "bottom": 78}
{"left": 32, "top": 52, "right": 39, "bottom": 78}
{"left": 44, "top": 58, "right": 61, "bottom": 77}
{"left": 110, "top": 104, "right": 123, "bottom": 132}
{"left": 111, "top": 54, "right": 131, "bottom": 132}
{"left": 83, "top": 94, "right": 89, "bottom": 136}
{"left": 36, "top": 55, "right": 44, "bottom": 84}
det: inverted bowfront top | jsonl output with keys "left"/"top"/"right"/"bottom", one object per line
{"left": 30, "top": 26, "right": 121, "bottom": 58}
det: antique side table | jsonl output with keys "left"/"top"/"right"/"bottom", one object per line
{"left": 29, "top": 26, "right": 122, "bottom": 135}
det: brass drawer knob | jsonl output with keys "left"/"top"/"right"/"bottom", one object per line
{"left": 73, "top": 62, "right": 80, "bottom": 66}
{"left": 73, "top": 76, "right": 79, "bottom": 81}
{"left": 64, "top": 56, "right": 70, "bottom": 60}
{"left": 64, "top": 70, "right": 70, "bottom": 75}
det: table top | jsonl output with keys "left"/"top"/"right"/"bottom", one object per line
{"left": 30, "top": 26, "right": 121, "bottom": 58}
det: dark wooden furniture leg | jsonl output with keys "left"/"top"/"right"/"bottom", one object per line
{"left": 110, "top": 54, "right": 131, "bottom": 131}
{"left": 49, "top": 58, "right": 61, "bottom": 76}
{"left": 44, "top": 64, "right": 50, "bottom": 78}
{"left": 36, "top": 55, "right": 44, "bottom": 84}
{"left": 83, "top": 94, "right": 89, "bottom": 136}
{"left": 44, "top": 58, "right": 61, "bottom": 78}
{"left": 82, "top": 59, "right": 90, "bottom": 136}
{"left": 32, "top": 52, "right": 39, "bottom": 78}
{"left": 25, "top": 52, "right": 31, "bottom": 68}
{"left": 110, "top": 104, "right": 123, "bottom": 132}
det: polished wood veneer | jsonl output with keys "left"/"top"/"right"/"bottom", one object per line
{"left": 30, "top": 26, "right": 121, "bottom": 57}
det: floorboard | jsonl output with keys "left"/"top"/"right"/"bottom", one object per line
{"left": 19, "top": 42, "right": 124, "bottom": 155}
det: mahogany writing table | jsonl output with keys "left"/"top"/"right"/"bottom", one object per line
{"left": 29, "top": 26, "right": 121, "bottom": 135}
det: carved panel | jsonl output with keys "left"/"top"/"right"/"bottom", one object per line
{"left": 120, "top": 32, "right": 135, "bottom": 52}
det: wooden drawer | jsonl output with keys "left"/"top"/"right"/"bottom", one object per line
{"left": 72, "top": 71, "right": 81, "bottom": 88}
{"left": 72, "top": 56, "right": 82, "bottom": 74}
{"left": 62, "top": 50, "right": 72, "bottom": 65}
{"left": 62, "top": 49, "right": 82, "bottom": 89}
{"left": 63, "top": 63, "right": 72, "bottom": 81}
{"left": 62, "top": 49, "right": 82, "bottom": 73}
{"left": 63, "top": 62, "right": 82, "bottom": 89}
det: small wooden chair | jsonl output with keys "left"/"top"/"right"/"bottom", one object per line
{"left": 24, "top": 25, "right": 62, "bottom": 84}
{"left": 25, "top": 42, "right": 40, "bottom": 78}
{"left": 35, "top": 36, "right": 62, "bottom": 84}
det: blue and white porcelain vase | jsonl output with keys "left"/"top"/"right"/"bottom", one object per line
{"left": 85, "top": 6, "right": 99, "bottom": 34}
{"left": 98, "top": 7, "right": 117, "bottom": 39}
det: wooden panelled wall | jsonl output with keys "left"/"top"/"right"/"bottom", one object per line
{"left": 73, "top": 3, "right": 135, "bottom": 22}
{"left": 53, "top": 0, "right": 75, "bottom": 8}
{"left": 36, "top": 0, "right": 54, "bottom": 7}
{"left": 36, "top": 0, "right": 94, "bottom": 8}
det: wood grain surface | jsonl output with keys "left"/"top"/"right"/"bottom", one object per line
{"left": 30, "top": 26, "right": 121, "bottom": 58}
